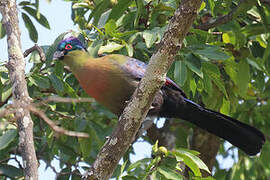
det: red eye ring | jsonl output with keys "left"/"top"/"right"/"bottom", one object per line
{"left": 65, "top": 44, "right": 73, "bottom": 50}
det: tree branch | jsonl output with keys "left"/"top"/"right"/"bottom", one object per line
{"left": 0, "top": 1, "right": 38, "bottom": 179}
{"left": 196, "top": 0, "right": 247, "bottom": 30}
{"left": 29, "top": 105, "right": 89, "bottom": 138}
{"left": 84, "top": 0, "right": 202, "bottom": 179}
{"left": 23, "top": 44, "right": 46, "bottom": 62}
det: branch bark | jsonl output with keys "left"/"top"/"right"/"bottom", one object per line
{"left": 196, "top": 0, "right": 247, "bottom": 30}
{"left": 0, "top": 1, "right": 38, "bottom": 179}
{"left": 84, "top": 0, "right": 202, "bottom": 179}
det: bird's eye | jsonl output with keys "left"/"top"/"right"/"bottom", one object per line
{"left": 65, "top": 44, "right": 73, "bottom": 50}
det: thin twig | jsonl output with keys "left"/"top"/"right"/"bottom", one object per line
{"left": 0, "top": 94, "right": 12, "bottom": 107}
{"left": 23, "top": 44, "right": 46, "bottom": 62}
{"left": 0, "top": 105, "right": 15, "bottom": 118}
{"left": 29, "top": 105, "right": 89, "bottom": 138}
{"left": 38, "top": 96, "right": 94, "bottom": 105}
{"left": 14, "top": 154, "right": 24, "bottom": 169}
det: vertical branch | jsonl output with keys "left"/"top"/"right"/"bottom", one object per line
{"left": 0, "top": 1, "right": 38, "bottom": 180}
{"left": 85, "top": 0, "right": 202, "bottom": 179}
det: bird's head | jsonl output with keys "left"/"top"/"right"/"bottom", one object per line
{"left": 53, "top": 36, "right": 87, "bottom": 60}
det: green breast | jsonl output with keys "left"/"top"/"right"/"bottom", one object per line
{"left": 64, "top": 52, "right": 137, "bottom": 116}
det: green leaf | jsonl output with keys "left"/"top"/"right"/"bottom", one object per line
{"left": 152, "top": 140, "right": 159, "bottom": 154}
{"left": 193, "top": 176, "right": 215, "bottom": 180}
{"left": 154, "top": 3, "right": 175, "bottom": 12}
{"left": 157, "top": 166, "right": 183, "bottom": 180}
{"left": 122, "top": 176, "right": 138, "bottom": 180}
{"left": 208, "top": 0, "right": 215, "bottom": 16}
{"left": 199, "top": 1, "right": 206, "bottom": 12}
{"left": 108, "top": 0, "right": 132, "bottom": 21}
{"left": 190, "top": 78, "right": 197, "bottom": 97}
{"left": 174, "top": 61, "right": 187, "bottom": 86}
{"left": 233, "top": 0, "right": 257, "bottom": 18}
{"left": 104, "top": 19, "right": 117, "bottom": 37}
{"left": 29, "top": 49, "right": 42, "bottom": 63}
{"left": 1, "top": 82, "right": 12, "bottom": 102}
{"left": 63, "top": 81, "right": 78, "bottom": 98}
{"left": 134, "top": 0, "right": 143, "bottom": 28}
{"left": 202, "top": 62, "right": 228, "bottom": 99}
{"left": 0, "top": 21, "right": 6, "bottom": 39}
{"left": 142, "top": 27, "right": 164, "bottom": 48}
{"left": 22, "top": 6, "right": 50, "bottom": 29}
{"left": 18, "top": 1, "right": 32, "bottom": 6}
{"left": 142, "top": 30, "right": 157, "bottom": 48}
{"left": 29, "top": 74, "right": 50, "bottom": 89}
{"left": 72, "top": 2, "right": 93, "bottom": 9}
{"left": 127, "top": 158, "right": 151, "bottom": 172}
{"left": 56, "top": 167, "right": 71, "bottom": 180}
{"left": 184, "top": 54, "right": 203, "bottom": 78}
{"left": 173, "top": 149, "right": 210, "bottom": 177}
{"left": 124, "top": 42, "right": 134, "bottom": 57}
{"left": 0, "top": 71, "right": 9, "bottom": 84}
{"left": 88, "top": 39, "right": 104, "bottom": 57}
{"left": 35, "top": 0, "right": 40, "bottom": 19}
{"left": 98, "top": 41, "right": 124, "bottom": 53}
{"left": 97, "top": 9, "right": 111, "bottom": 28}
{"left": 78, "top": 137, "right": 92, "bottom": 159}
{"left": 202, "top": 73, "right": 212, "bottom": 95}
{"left": 262, "top": 37, "right": 270, "bottom": 64}
{"left": 224, "top": 59, "right": 238, "bottom": 85}
{"left": 54, "top": 61, "right": 64, "bottom": 77}
{"left": 48, "top": 74, "right": 64, "bottom": 92}
{"left": 220, "top": 97, "right": 230, "bottom": 115}
{"left": 88, "top": 0, "right": 111, "bottom": 26}
{"left": 21, "top": 12, "right": 38, "bottom": 42}
{"left": 241, "top": 24, "right": 267, "bottom": 37}
{"left": 236, "top": 60, "right": 250, "bottom": 96}
{"left": 0, "top": 129, "right": 17, "bottom": 150}
{"left": 194, "top": 46, "right": 230, "bottom": 60}
{"left": 119, "top": 160, "right": 128, "bottom": 178}
{"left": 0, "top": 164, "right": 23, "bottom": 178}
{"left": 222, "top": 32, "right": 231, "bottom": 43}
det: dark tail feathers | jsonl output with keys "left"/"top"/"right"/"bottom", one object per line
{"left": 173, "top": 98, "right": 265, "bottom": 156}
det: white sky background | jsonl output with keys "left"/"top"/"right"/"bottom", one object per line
{"left": 0, "top": 0, "right": 234, "bottom": 179}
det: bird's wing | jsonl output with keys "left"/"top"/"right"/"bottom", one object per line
{"left": 121, "top": 56, "right": 187, "bottom": 98}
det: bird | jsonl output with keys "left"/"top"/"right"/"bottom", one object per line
{"left": 53, "top": 36, "right": 265, "bottom": 156}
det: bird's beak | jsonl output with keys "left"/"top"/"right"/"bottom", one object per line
{"left": 53, "top": 51, "right": 65, "bottom": 60}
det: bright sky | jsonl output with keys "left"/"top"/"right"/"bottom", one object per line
{"left": 0, "top": 1, "right": 234, "bottom": 179}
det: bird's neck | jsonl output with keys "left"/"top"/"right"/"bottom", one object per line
{"left": 63, "top": 51, "right": 90, "bottom": 73}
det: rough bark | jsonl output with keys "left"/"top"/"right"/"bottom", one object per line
{"left": 0, "top": 1, "right": 38, "bottom": 179}
{"left": 84, "top": 0, "right": 202, "bottom": 179}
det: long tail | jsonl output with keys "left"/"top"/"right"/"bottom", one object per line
{"left": 166, "top": 98, "right": 265, "bottom": 156}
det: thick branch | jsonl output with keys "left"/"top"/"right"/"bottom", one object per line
{"left": 0, "top": 1, "right": 38, "bottom": 180}
{"left": 84, "top": 0, "right": 202, "bottom": 179}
